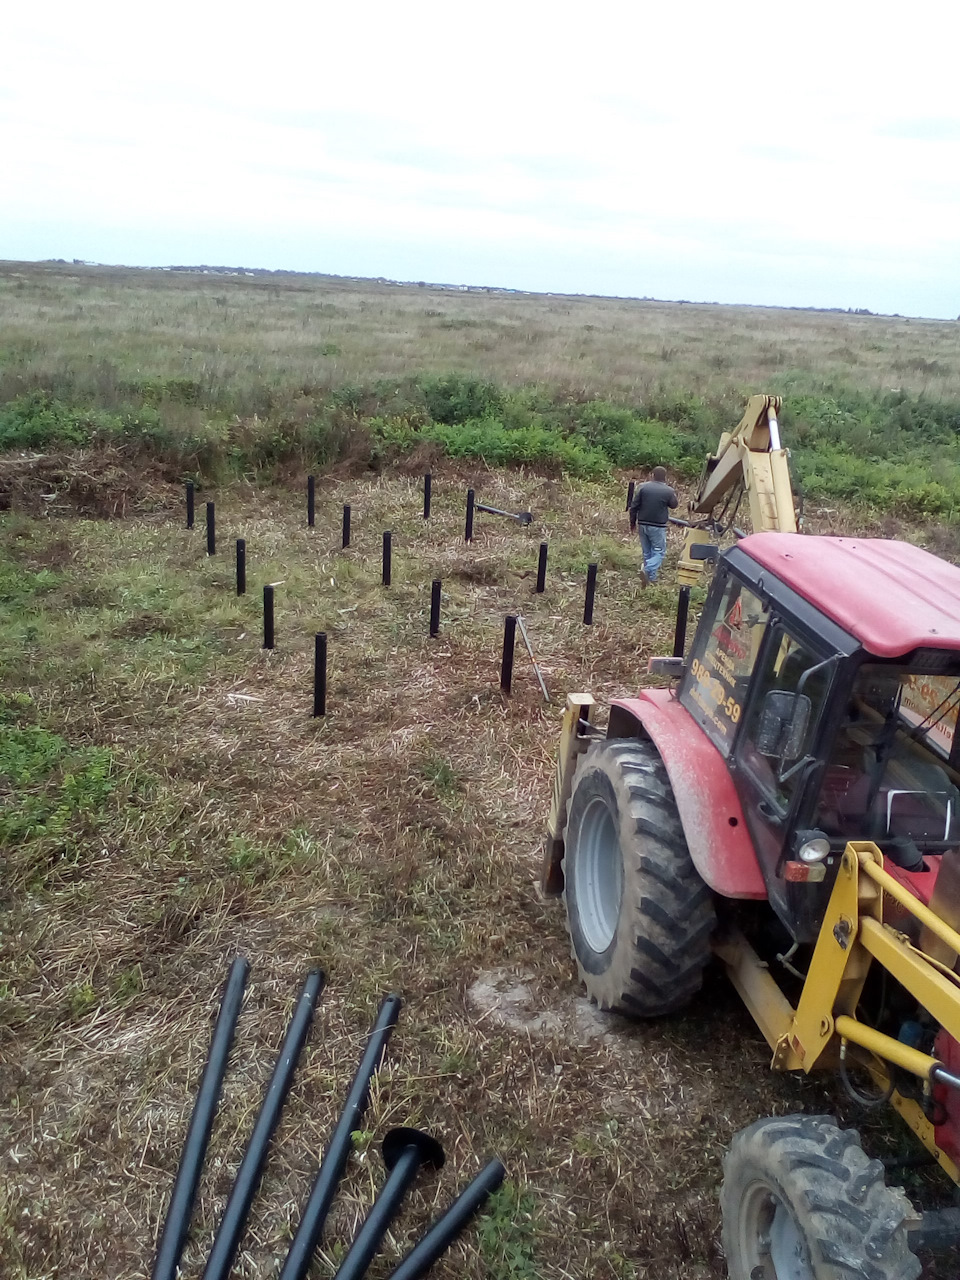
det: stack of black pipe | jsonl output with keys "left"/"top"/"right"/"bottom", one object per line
{"left": 150, "top": 959, "right": 505, "bottom": 1280}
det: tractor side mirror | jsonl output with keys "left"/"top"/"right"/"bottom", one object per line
{"left": 756, "top": 690, "right": 812, "bottom": 764}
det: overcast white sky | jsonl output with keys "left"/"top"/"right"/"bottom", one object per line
{"left": 4, "top": 0, "right": 960, "bottom": 318}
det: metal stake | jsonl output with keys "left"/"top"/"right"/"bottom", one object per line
{"left": 331, "top": 1128, "right": 445, "bottom": 1280}
{"left": 429, "top": 580, "right": 441, "bottom": 638}
{"left": 200, "top": 970, "right": 325, "bottom": 1280}
{"left": 423, "top": 473, "right": 431, "bottom": 520}
{"left": 583, "top": 563, "right": 597, "bottom": 625}
{"left": 536, "top": 542, "right": 548, "bottom": 594}
{"left": 308, "top": 475, "right": 315, "bottom": 528}
{"left": 278, "top": 996, "right": 402, "bottom": 1280}
{"left": 500, "top": 615, "right": 517, "bottom": 695}
{"left": 236, "top": 539, "right": 246, "bottom": 596}
{"left": 151, "top": 957, "right": 249, "bottom": 1280}
{"left": 464, "top": 489, "right": 474, "bottom": 542}
{"left": 186, "top": 481, "right": 195, "bottom": 529}
{"left": 342, "top": 504, "right": 351, "bottom": 549}
{"left": 384, "top": 1159, "right": 506, "bottom": 1280}
{"left": 263, "top": 585, "right": 275, "bottom": 650}
{"left": 673, "top": 585, "right": 691, "bottom": 658}
{"left": 206, "top": 502, "right": 216, "bottom": 556}
{"left": 382, "top": 531, "right": 392, "bottom": 587}
{"left": 313, "top": 633, "right": 327, "bottom": 718}
{"left": 516, "top": 615, "right": 549, "bottom": 703}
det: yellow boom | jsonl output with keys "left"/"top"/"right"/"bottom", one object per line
{"left": 678, "top": 394, "right": 797, "bottom": 584}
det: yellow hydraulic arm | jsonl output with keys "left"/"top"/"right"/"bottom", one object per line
{"left": 678, "top": 394, "right": 797, "bottom": 584}
{"left": 715, "top": 843, "right": 960, "bottom": 1184}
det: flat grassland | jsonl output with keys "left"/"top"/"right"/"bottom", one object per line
{"left": 2, "top": 259, "right": 958, "bottom": 403}
{"left": 1, "top": 263, "right": 959, "bottom": 1279}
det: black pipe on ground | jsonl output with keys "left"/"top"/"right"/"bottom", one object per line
{"left": 151, "top": 956, "right": 250, "bottom": 1280}
{"left": 423, "top": 474, "right": 431, "bottom": 520}
{"left": 236, "top": 539, "right": 246, "bottom": 596}
{"left": 474, "top": 501, "right": 532, "bottom": 525}
{"left": 384, "top": 1158, "right": 506, "bottom": 1280}
{"left": 331, "top": 1128, "right": 445, "bottom": 1280}
{"left": 277, "top": 995, "right": 402, "bottom": 1280}
{"left": 200, "top": 970, "right": 325, "bottom": 1280}
{"left": 186, "top": 481, "right": 195, "bottom": 529}
{"left": 307, "top": 475, "right": 315, "bottom": 528}
{"left": 206, "top": 502, "right": 216, "bottom": 556}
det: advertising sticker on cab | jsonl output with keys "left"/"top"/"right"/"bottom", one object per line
{"left": 900, "top": 675, "right": 960, "bottom": 760}
{"left": 687, "top": 585, "right": 764, "bottom": 746}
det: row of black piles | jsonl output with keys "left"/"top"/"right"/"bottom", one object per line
{"left": 187, "top": 476, "right": 536, "bottom": 546}
{"left": 151, "top": 958, "right": 505, "bottom": 1280}
{"left": 183, "top": 479, "right": 610, "bottom": 708}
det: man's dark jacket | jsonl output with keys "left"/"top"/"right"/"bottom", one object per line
{"left": 629, "top": 480, "right": 679, "bottom": 528}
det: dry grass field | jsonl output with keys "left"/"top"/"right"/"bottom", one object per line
{"left": 3, "top": 262, "right": 960, "bottom": 1278}
{"left": 2, "top": 259, "right": 959, "bottom": 410}
{"left": 0, "top": 462, "right": 956, "bottom": 1280}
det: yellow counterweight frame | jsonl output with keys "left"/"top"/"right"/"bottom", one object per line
{"left": 714, "top": 842, "right": 960, "bottom": 1184}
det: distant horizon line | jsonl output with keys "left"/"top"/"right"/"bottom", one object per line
{"left": 8, "top": 256, "right": 955, "bottom": 325}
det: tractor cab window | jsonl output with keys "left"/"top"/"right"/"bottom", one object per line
{"left": 817, "top": 663, "right": 960, "bottom": 850}
{"left": 737, "top": 628, "right": 831, "bottom": 814}
{"left": 682, "top": 574, "right": 769, "bottom": 755}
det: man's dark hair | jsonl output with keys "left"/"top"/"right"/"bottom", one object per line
{"left": 652, "top": 465, "right": 667, "bottom": 482}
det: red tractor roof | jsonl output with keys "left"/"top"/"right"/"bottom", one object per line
{"left": 738, "top": 533, "right": 960, "bottom": 658}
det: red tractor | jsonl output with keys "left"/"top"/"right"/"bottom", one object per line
{"left": 543, "top": 406, "right": 960, "bottom": 1278}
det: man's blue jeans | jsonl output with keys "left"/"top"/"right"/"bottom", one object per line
{"left": 638, "top": 523, "right": 667, "bottom": 582}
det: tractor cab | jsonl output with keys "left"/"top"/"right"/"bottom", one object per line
{"left": 679, "top": 533, "right": 960, "bottom": 942}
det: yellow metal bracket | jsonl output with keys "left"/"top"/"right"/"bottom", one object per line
{"left": 540, "top": 693, "right": 595, "bottom": 897}
{"left": 677, "top": 527, "right": 714, "bottom": 586}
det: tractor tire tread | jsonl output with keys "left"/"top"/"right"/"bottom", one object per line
{"left": 722, "top": 1114, "right": 920, "bottom": 1280}
{"left": 563, "top": 737, "right": 716, "bottom": 1016}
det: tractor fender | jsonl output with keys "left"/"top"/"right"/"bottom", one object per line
{"left": 608, "top": 689, "right": 766, "bottom": 900}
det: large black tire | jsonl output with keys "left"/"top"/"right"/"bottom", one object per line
{"left": 721, "top": 1114, "right": 921, "bottom": 1280}
{"left": 561, "top": 736, "right": 715, "bottom": 1015}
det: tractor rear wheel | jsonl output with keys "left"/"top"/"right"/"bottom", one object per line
{"left": 721, "top": 1114, "right": 920, "bottom": 1280}
{"left": 561, "top": 736, "right": 715, "bottom": 1016}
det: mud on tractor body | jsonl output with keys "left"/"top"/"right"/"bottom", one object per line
{"left": 544, "top": 530, "right": 960, "bottom": 1278}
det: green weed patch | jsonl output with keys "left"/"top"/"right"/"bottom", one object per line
{"left": 0, "top": 719, "right": 116, "bottom": 886}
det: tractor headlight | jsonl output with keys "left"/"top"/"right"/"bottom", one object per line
{"left": 795, "top": 829, "right": 831, "bottom": 863}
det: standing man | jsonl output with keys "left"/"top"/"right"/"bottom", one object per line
{"left": 629, "top": 465, "right": 678, "bottom": 586}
